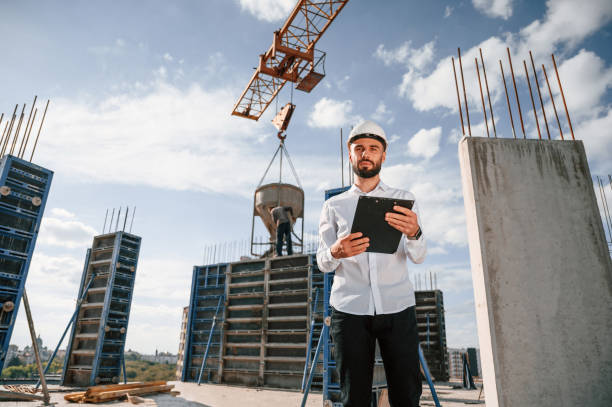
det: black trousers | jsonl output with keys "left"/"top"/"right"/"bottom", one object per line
{"left": 276, "top": 222, "right": 292, "bottom": 256}
{"left": 331, "top": 306, "right": 421, "bottom": 407}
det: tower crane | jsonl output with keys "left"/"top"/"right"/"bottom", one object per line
{"left": 231, "top": 0, "right": 349, "bottom": 124}
{"left": 232, "top": 0, "right": 350, "bottom": 257}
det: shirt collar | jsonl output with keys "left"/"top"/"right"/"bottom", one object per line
{"left": 350, "top": 179, "right": 388, "bottom": 195}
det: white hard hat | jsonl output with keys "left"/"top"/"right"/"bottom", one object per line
{"left": 348, "top": 120, "right": 387, "bottom": 148}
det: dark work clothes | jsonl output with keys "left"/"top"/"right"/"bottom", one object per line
{"left": 276, "top": 221, "right": 293, "bottom": 256}
{"left": 271, "top": 206, "right": 293, "bottom": 225}
{"left": 331, "top": 306, "right": 422, "bottom": 407}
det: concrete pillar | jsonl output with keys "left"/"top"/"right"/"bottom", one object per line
{"left": 459, "top": 137, "right": 612, "bottom": 407}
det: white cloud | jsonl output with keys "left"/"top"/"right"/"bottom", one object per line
{"left": 517, "top": 0, "right": 612, "bottom": 56}
{"left": 37, "top": 81, "right": 273, "bottom": 197}
{"left": 38, "top": 210, "right": 97, "bottom": 249}
{"left": 381, "top": 163, "right": 467, "bottom": 249}
{"left": 472, "top": 0, "right": 513, "bottom": 19}
{"left": 444, "top": 5, "right": 453, "bottom": 18}
{"left": 12, "top": 253, "right": 194, "bottom": 354}
{"left": 49, "top": 207, "right": 76, "bottom": 219}
{"left": 575, "top": 107, "right": 612, "bottom": 171}
{"left": 308, "top": 97, "right": 361, "bottom": 128}
{"left": 397, "top": 0, "right": 612, "bottom": 113}
{"left": 407, "top": 127, "right": 442, "bottom": 159}
{"left": 371, "top": 101, "right": 394, "bottom": 125}
{"left": 237, "top": 0, "right": 294, "bottom": 22}
{"left": 336, "top": 75, "right": 350, "bottom": 91}
{"left": 374, "top": 41, "right": 435, "bottom": 71}
{"left": 555, "top": 49, "right": 612, "bottom": 120}
{"left": 162, "top": 52, "right": 173, "bottom": 62}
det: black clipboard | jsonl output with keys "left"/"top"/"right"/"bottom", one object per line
{"left": 350, "top": 196, "right": 414, "bottom": 254}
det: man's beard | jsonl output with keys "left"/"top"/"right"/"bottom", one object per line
{"left": 353, "top": 159, "right": 381, "bottom": 178}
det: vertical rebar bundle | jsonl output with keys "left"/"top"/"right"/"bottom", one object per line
{"left": 451, "top": 49, "right": 576, "bottom": 141}
{"left": 0, "top": 97, "right": 50, "bottom": 161}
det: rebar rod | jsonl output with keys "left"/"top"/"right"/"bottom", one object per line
{"left": 507, "top": 48, "right": 525, "bottom": 138}
{"left": 0, "top": 121, "right": 8, "bottom": 151}
{"left": 102, "top": 209, "right": 109, "bottom": 233}
{"left": 500, "top": 60, "right": 517, "bottom": 139}
{"left": 129, "top": 206, "right": 136, "bottom": 233}
{"left": 542, "top": 64, "right": 563, "bottom": 140}
{"left": 19, "top": 96, "right": 37, "bottom": 157}
{"left": 452, "top": 57, "right": 465, "bottom": 135}
{"left": 10, "top": 105, "right": 26, "bottom": 155}
{"left": 122, "top": 206, "right": 129, "bottom": 232}
{"left": 597, "top": 177, "right": 612, "bottom": 242}
{"left": 552, "top": 54, "right": 575, "bottom": 140}
{"left": 2, "top": 105, "right": 18, "bottom": 156}
{"left": 108, "top": 208, "right": 115, "bottom": 234}
{"left": 115, "top": 207, "right": 121, "bottom": 231}
{"left": 480, "top": 48, "right": 496, "bottom": 137}
{"left": 458, "top": 48, "right": 471, "bottom": 136}
{"left": 21, "top": 108, "right": 37, "bottom": 159}
{"left": 530, "top": 51, "right": 551, "bottom": 140}
{"left": 29, "top": 99, "right": 49, "bottom": 162}
{"left": 475, "top": 58, "right": 490, "bottom": 137}
{"left": 524, "top": 60, "right": 541, "bottom": 139}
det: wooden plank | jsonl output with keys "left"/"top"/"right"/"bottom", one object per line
{"left": 85, "top": 381, "right": 167, "bottom": 396}
{"left": 0, "top": 390, "right": 45, "bottom": 401}
{"left": 85, "top": 384, "right": 174, "bottom": 402}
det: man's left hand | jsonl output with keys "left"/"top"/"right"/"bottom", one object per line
{"left": 385, "top": 205, "right": 419, "bottom": 237}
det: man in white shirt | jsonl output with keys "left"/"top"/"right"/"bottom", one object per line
{"left": 317, "top": 120, "right": 426, "bottom": 407}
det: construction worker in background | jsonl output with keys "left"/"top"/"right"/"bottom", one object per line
{"left": 270, "top": 205, "right": 294, "bottom": 256}
{"left": 317, "top": 120, "right": 426, "bottom": 406}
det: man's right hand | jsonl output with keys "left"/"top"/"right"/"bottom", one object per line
{"left": 330, "top": 232, "right": 370, "bottom": 259}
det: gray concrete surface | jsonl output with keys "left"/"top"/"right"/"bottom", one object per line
{"left": 459, "top": 137, "right": 612, "bottom": 407}
{"left": 0, "top": 382, "right": 485, "bottom": 406}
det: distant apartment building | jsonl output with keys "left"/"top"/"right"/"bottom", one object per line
{"left": 141, "top": 350, "right": 178, "bottom": 364}
{"left": 448, "top": 347, "right": 481, "bottom": 379}
{"left": 176, "top": 306, "right": 188, "bottom": 380}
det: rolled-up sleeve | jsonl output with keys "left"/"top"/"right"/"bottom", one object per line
{"left": 316, "top": 201, "right": 341, "bottom": 273}
{"left": 403, "top": 200, "right": 427, "bottom": 264}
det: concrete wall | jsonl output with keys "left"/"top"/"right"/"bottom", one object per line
{"left": 459, "top": 137, "right": 612, "bottom": 407}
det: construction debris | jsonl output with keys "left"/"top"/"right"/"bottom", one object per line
{"left": 64, "top": 381, "right": 178, "bottom": 403}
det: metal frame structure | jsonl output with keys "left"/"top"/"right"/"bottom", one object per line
{"left": 416, "top": 289, "right": 449, "bottom": 381}
{"left": 62, "top": 231, "right": 141, "bottom": 386}
{"left": 182, "top": 255, "right": 321, "bottom": 390}
{"left": 181, "top": 263, "right": 228, "bottom": 383}
{"left": 251, "top": 140, "right": 305, "bottom": 257}
{"left": 232, "top": 0, "right": 349, "bottom": 120}
{"left": 0, "top": 154, "right": 53, "bottom": 372}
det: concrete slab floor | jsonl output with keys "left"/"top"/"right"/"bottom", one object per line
{"left": 0, "top": 382, "right": 485, "bottom": 406}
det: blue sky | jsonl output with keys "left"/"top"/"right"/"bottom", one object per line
{"left": 1, "top": 0, "right": 611, "bottom": 354}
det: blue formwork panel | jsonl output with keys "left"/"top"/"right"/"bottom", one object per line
{"left": 0, "top": 155, "right": 53, "bottom": 373}
{"left": 61, "top": 231, "right": 141, "bottom": 386}
{"left": 182, "top": 263, "right": 227, "bottom": 382}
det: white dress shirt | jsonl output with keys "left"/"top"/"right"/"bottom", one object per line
{"left": 316, "top": 180, "right": 427, "bottom": 315}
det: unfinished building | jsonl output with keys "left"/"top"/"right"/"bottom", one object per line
{"left": 62, "top": 230, "right": 141, "bottom": 386}
{"left": 182, "top": 255, "right": 318, "bottom": 388}
{"left": 0, "top": 155, "right": 53, "bottom": 372}
{"left": 415, "top": 289, "right": 449, "bottom": 381}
